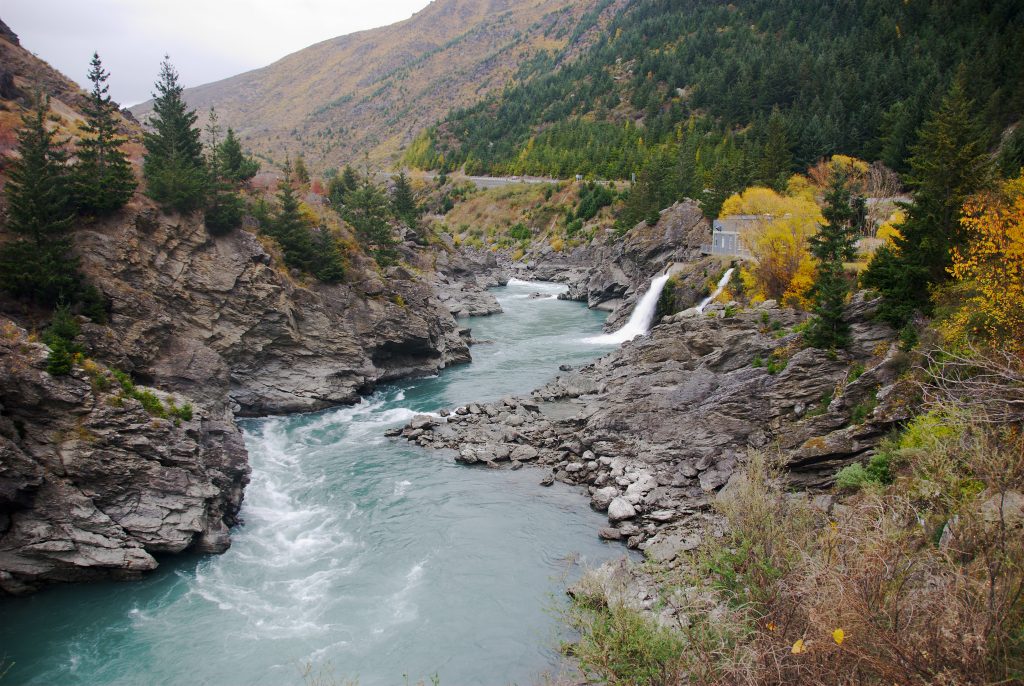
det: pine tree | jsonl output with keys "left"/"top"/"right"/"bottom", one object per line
{"left": 202, "top": 107, "right": 243, "bottom": 235}
{"left": 218, "top": 127, "right": 258, "bottom": 182}
{"left": 805, "top": 171, "right": 861, "bottom": 349}
{"left": 73, "top": 53, "right": 136, "bottom": 215}
{"left": 343, "top": 173, "right": 397, "bottom": 266}
{"left": 143, "top": 57, "right": 207, "bottom": 213}
{"left": 0, "top": 92, "right": 79, "bottom": 305}
{"left": 293, "top": 154, "right": 310, "bottom": 185}
{"left": 757, "top": 108, "right": 794, "bottom": 190}
{"left": 862, "top": 74, "right": 993, "bottom": 326}
{"left": 390, "top": 171, "right": 419, "bottom": 227}
{"left": 265, "top": 159, "right": 315, "bottom": 272}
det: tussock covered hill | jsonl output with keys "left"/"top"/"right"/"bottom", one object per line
{"left": 130, "top": 0, "right": 620, "bottom": 171}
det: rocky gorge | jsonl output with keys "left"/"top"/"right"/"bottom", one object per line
{"left": 396, "top": 291, "right": 913, "bottom": 565}
{"left": 0, "top": 198, "right": 509, "bottom": 592}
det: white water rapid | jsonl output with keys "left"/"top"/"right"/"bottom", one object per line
{"left": 584, "top": 272, "right": 672, "bottom": 345}
{"left": 695, "top": 267, "right": 735, "bottom": 313}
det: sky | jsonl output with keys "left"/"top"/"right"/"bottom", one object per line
{"left": 4, "top": 0, "right": 434, "bottom": 106}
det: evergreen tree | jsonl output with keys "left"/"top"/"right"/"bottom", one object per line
{"left": 202, "top": 107, "right": 243, "bottom": 235}
{"left": 73, "top": 53, "right": 136, "bottom": 215}
{"left": 0, "top": 92, "right": 79, "bottom": 305}
{"left": 293, "top": 154, "right": 310, "bottom": 185}
{"left": 862, "top": 75, "right": 993, "bottom": 326}
{"left": 143, "top": 57, "right": 207, "bottom": 213}
{"left": 805, "top": 171, "right": 861, "bottom": 349}
{"left": 757, "top": 108, "right": 794, "bottom": 190}
{"left": 390, "top": 171, "right": 419, "bottom": 227}
{"left": 261, "top": 160, "right": 344, "bottom": 282}
{"left": 343, "top": 174, "right": 397, "bottom": 266}
{"left": 218, "top": 127, "right": 259, "bottom": 182}
{"left": 266, "top": 159, "right": 315, "bottom": 272}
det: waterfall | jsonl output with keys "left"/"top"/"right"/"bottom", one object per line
{"left": 584, "top": 273, "right": 673, "bottom": 344}
{"left": 695, "top": 268, "right": 735, "bottom": 313}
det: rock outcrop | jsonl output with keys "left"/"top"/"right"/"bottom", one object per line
{"left": 397, "top": 294, "right": 914, "bottom": 560}
{"left": 0, "top": 319, "right": 248, "bottom": 595}
{"left": 73, "top": 204, "right": 474, "bottom": 417}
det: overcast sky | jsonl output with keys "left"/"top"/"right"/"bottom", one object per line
{"left": 5, "top": 0, "right": 434, "bottom": 106}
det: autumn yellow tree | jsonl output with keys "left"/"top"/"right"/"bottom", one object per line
{"left": 722, "top": 182, "right": 823, "bottom": 305}
{"left": 945, "top": 174, "right": 1024, "bottom": 354}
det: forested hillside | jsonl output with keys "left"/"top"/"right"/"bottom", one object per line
{"left": 407, "top": 0, "right": 1024, "bottom": 213}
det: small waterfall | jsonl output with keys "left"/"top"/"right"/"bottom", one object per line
{"left": 584, "top": 272, "right": 673, "bottom": 344}
{"left": 695, "top": 268, "right": 735, "bottom": 313}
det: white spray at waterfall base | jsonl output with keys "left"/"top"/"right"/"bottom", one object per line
{"left": 584, "top": 272, "right": 672, "bottom": 344}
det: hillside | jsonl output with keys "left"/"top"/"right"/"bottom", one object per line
{"left": 407, "top": 0, "right": 1024, "bottom": 195}
{"left": 129, "top": 0, "right": 622, "bottom": 171}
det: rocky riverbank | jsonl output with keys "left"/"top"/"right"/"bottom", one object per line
{"left": 396, "top": 293, "right": 913, "bottom": 563}
{"left": 0, "top": 318, "right": 248, "bottom": 595}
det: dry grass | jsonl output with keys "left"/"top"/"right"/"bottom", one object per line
{"left": 566, "top": 353, "right": 1024, "bottom": 685}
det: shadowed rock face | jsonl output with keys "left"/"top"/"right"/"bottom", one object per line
{"left": 398, "top": 294, "right": 914, "bottom": 559}
{"left": 74, "top": 205, "right": 474, "bottom": 417}
{"left": 0, "top": 320, "right": 248, "bottom": 595}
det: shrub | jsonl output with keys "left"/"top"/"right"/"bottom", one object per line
{"left": 46, "top": 338, "right": 73, "bottom": 376}
{"left": 846, "top": 362, "right": 866, "bottom": 382}
{"left": 566, "top": 600, "right": 687, "bottom": 686}
{"left": 849, "top": 395, "right": 878, "bottom": 424}
{"left": 507, "top": 222, "right": 531, "bottom": 241}
{"left": 835, "top": 451, "right": 893, "bottom": 491}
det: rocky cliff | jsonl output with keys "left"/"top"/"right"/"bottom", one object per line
{"left": 73, "top": 202, "right": 477, "bottom": 418}
{"left": 397, "top": 293, "right": 913, "bottom": 562}
{"left": 0, "top": 319, "right": 248, "bottom": 595}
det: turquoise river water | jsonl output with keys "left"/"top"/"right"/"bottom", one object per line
{"left": 0, "top": 280, "right": 630, "bottom": 686}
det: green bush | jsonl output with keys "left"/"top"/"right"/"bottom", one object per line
{"left": 507, "top": 222, "right": 531, "bottom": 240}
{"left": 133, "top": 389, "right": 167, "bottom": 418}
{"left": 850, "top": 395, "right": 878, "bottom": 424}
{"left": 111, "top": 369, "right": 135, "bottom": 394}
{"left": 847, "top": 362, "right": 866, "bottom": 382}
{"left": 568, "top": 602, "right": 686, "bottom": 686}
{"left": 835, "top": 450, "right": 895, "bottom": 491}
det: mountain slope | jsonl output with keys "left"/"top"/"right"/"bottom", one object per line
{"left": 408, "top": 0, "right": 1024, "bottom": 179}
{"left": 130, "top": 0, "right": 620, "bottom": 171}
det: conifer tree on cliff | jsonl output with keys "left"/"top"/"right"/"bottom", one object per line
{"left": 805, "top": 171, "right": 863, "bottom": 349}
{"left": 201, "top": 107, "right": 244, "bottom": 235}
{"left": 218, "top": 127, "right": 259, "bottom": 183}
{"left": 0, "top": 92, "right": 79, "bottom": 305}
{"left": 862, "top": 73, "right": 993, "bottom": 327}
{"left": 142, "top": 57, "right": 207, "bottom": 213}
{"left": 73, "top": 53, "right": 136, "bottom": 215}
{"left": 390, "top": 170, "right": 419, "bottom": 227}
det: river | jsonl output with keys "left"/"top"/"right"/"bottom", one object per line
{"left": 0, "top": 280, "right": 629, "bottom": 686}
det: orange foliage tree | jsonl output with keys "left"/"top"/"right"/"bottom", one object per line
{"left": 947, "top": 174, "right": 1024, "bottom": 354}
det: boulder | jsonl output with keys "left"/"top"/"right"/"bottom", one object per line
{"left": 608, "top": 497, "right": 638, "bottom": 523}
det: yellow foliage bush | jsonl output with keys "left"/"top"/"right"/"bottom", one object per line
{"left": 808, "top": 154, "right": 870, "bottom": 193}
{"left": 781, "top": 253, "right": 816, "bottom": 309}
{"left": 748, "top": 214, "right": 820, "bottom": 304}
{"left": 549, "top": 237, "right": 564, "bottom": 252}
{"left": 298, "top": 202, "right": 320, "bottom": 226}
{"left": 946, "top": 175, "right": 1024, "bottom": 354}
{"left": 720, "top": 186, "right": 822, "bottom": 306}
{"left": 875, "top": 209, "right": 905, "bottom": 244}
